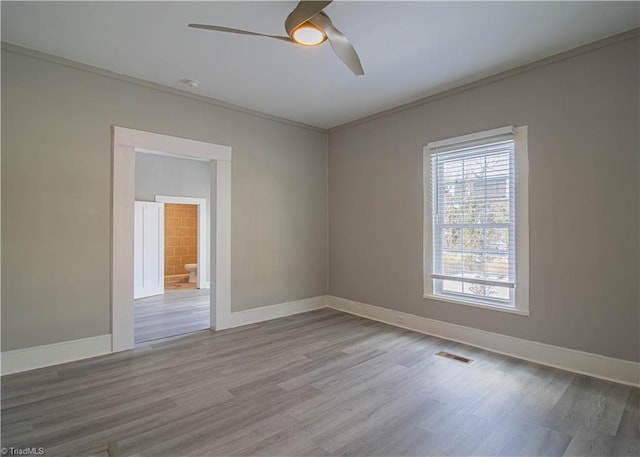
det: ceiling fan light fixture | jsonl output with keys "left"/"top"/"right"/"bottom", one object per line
{"left": 189, "top": 1, "right": 363, "bottom": 75}
{"left": 292, "top": 25, "right": 325, "bottom": 46}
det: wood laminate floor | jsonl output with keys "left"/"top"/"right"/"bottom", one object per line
{"left": 134, "top": 289, "right": 210, "bottom": 344}
{"left": 2, "top": 309, "right": 638, "bottom": 457}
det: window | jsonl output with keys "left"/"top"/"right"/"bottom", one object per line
{"left": 423, "top": 126, "right": 529, "bottom": 315}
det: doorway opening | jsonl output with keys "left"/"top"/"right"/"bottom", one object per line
{"left": 133, "top": 152, "right": 212, "bottom": 343}
{"left": 112, "top": 126, "right": 231, "bottom": 353}
{"left": 163, "top": 203, "right": 199, "bottom": 292}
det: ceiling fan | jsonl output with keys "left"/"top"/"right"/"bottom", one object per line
{"left": 189, "top": 0, "right": 364, "bottom": 75}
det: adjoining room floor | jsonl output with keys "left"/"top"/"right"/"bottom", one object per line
{"left": 2, "top": 309, "right": 638, "bottom": 457}
{"left": 134, "top": 288, "right": 209, "bottom": 344}
{"left": 164, "top": 282, "right": 197, "bottom": 294}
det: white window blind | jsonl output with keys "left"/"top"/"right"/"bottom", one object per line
{"left": 430, "top": 130, "right": 516, "bottom": 306}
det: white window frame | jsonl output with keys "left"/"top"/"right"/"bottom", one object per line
{"left": 423, "top": 126, "right": 529, "bottom": 315}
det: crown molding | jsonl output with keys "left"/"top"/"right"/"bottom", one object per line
{"left": 329, "top": 27, "right": 640, "bottom": 133}
{"left": 1, "top": 41, "right": 327, "bottom": 134}
{"left": 3, "top": 27, "right": 638, "bottom": 134}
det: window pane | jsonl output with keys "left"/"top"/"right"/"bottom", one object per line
{"left": 486, "top": 200, "right": 509, "bottom": 223}
{"left": 462, "top": 283, "right": 509, "bottom": 300}
{"left": 463, "top": 195, "right": 485, "bottom": 223}
{"left": 444, "top": 228, "right": 461, "bottom": 250}
{"left": 489, "top": 286, "right": 509, "bottom": 300}
{"left": 468, "top": 182, "right": 487, "bottom": 201}
{"left": 485, "top": 228, "right": 508, "bottom": 252}
{"left": 444, "top": 198, "right": 464, "bottom": 224}
{"left": 443, "top": 251, "right": 462, "bottom": 275}
{"left": 486, "top": 153, "right": 510, "bottom": 177}
{"left": 486, "top": 255, "right": 509, "bottom": 277}
{"left": 463, "top": 282, "right": 489, "bottom": 297}
{"left": 485, "top": 179, "right": 508, "bottom": 200}
{"left": 462, "top": 228, "right": 483, "bottom": 250}
{"left": 463, "top": 157, "right": 484, "bottom": 179}
{"left": 443, "top": 161, "right": 463, "bottom": 182}
{"left": 463, "top": 253, "right": 484, "bottom": 274}
{"left": 442, "top": 279, "right": 463, "bottom": 293}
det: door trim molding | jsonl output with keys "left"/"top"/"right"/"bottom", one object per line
{"left": 154, "top": 195, "right": 208, "bottom": 290}
{"left": 112, "top": 126, "right": 232, "bottom": 352}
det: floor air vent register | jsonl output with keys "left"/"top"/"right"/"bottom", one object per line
{"left": 435, "top": 351, "right": 474, "bottom": 364}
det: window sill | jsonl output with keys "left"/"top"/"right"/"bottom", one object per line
{"left": 423, "top": 294, "right": 529, "bottom": 316}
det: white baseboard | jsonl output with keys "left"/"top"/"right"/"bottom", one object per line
{"left": 327, "top": 296, "right": 640, "bottom": 387}
{"left": 229, "top": 296, "right": 326, "bottom": 328}
{"left": 0, "top": 296, "right": 326, "bottom": 376}
{"left": 1, "top": 334, "right": 112, "bottom": 376}
{"left": 5, "top": 296, "right": 637, "bottom": 387}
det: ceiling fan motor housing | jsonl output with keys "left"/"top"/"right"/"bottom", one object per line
{"left": 285, "top": 11, "right": 327, "bottom": 44}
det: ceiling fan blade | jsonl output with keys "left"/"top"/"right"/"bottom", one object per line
{"left": 309, "top": 13, "right": 364, "bottom": 75}
{"left": 285, "top": 0, "right": 333, "bottom": 35}
{"left": 189, "top": 24, "right": 292, "bottom": 43}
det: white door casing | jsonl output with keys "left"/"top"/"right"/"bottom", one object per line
{"left": 134, "top": 201, "right": 164, "bottom": 299}
{"left": 112, "top": 126, "right": 232, "bottom": 352}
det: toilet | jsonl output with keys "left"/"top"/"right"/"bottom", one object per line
{"left": 184, "top": 263, "right": 198, "bottom": 284}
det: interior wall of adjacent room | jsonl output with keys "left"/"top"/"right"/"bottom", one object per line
{"left": 1, "top": 49, "right": 328, "bottom": 351}
{"left": 328, "top": 36, "right": 640, "bottom": 362}
{"left": 135, "top": 152, "right": 211, "bottom": 284}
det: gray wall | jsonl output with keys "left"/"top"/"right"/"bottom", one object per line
{"left": 2, "top": 49, "right": 328, "bottom": 351}
{"left": 135, "top": 152, "right": 212, "bottom": 282}
{"left": 328, "top": 37, "right": 640, "bottom": 362}
{"left": 3, "top": 36, "right": 638, "bottom": 363}
{"left": 135, "top": 153, "right": 212, "bottom": 203}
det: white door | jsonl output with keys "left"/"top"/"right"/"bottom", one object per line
{"left": 134, "top": 201, "right": 164, "bottom": 299}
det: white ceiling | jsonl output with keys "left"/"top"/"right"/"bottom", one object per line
{"left": 2, "top": 1, "right": 639, "bottom": 129}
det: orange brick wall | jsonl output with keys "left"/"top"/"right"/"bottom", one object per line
{"left": 164, "top": 203, "right": 197, "bottom": 281}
